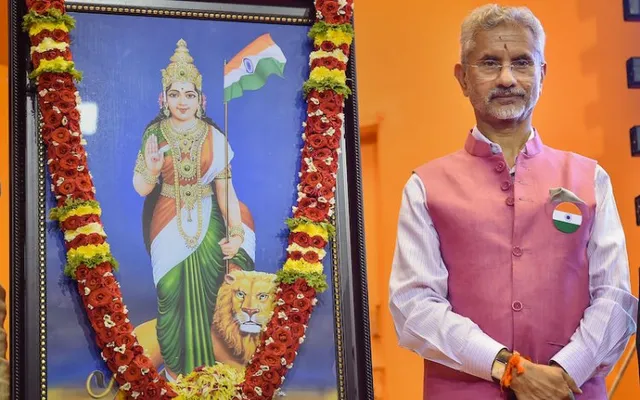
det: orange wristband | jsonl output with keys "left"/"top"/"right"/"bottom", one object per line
{"left": 500, "top": 351, "right": 526, "bottom": 389}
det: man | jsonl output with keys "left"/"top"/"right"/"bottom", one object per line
{"left": 388, "top": 4, "right": 638, "bottom": 400}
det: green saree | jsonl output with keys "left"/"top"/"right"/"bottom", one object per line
{"left": 155, "top": 188, "right": 255, "bottom": 376}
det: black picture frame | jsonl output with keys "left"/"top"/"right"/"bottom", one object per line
{"left": 8, "top": 1, "right": 373, "bottom": 399}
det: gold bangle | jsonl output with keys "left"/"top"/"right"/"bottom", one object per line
{"left": 141, "top": 169, "right": 159, "bottom": 185}
{"left": 229, "top": 225, "right": 245, "bottom": 240}
{"left": 214, "top": 165, "right": 232, "bottom": 180}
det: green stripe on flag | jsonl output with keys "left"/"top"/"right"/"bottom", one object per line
{"left": 224, "top": 58, "right": 286, "bottom": 102}
{"left": 553, "top": 219, "right": 580, "bottom": 233}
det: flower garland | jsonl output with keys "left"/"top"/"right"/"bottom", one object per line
{"left": 22, "top": 0, "right": 354, "bottom": 399}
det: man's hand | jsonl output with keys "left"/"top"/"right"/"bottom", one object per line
{"left": 509, "top": 358, "right": 582, "bottom": 400}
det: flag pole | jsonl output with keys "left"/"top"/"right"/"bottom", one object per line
{"left": 224, "top": 59, "right": 230, "bottom": 275}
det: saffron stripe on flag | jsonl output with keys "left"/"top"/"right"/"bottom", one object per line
{"left": 223, "top": 33, "right": 287, "bottom": 102}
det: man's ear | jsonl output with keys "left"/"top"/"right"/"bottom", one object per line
{"left": 454, "top": 63, "right": 469, "bottom": 97}
{"left": 539, "top": 62, "right": 547, "bottom": 93}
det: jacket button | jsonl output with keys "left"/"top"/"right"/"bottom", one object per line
{"left": 512, "top": 246, "right": 523, "bottom": 256}
{"left": 512, "top": 301, "right": 523, "bottom": 312}
{"left": 501, "top": 181, "right": 511, "bottom": 191}
{"left": 495, "top": 162, "right": 506, "bottom": 172}
{"left": 505, "top": 196, "right": 514, "bottom": 206}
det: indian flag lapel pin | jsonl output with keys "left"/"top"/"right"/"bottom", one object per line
{"left": 552, "top": 202, "right": 583, "bottom": 233}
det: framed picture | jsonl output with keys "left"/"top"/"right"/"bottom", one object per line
{"left": 8, "top": 1, "right": 373, "bottom": 399}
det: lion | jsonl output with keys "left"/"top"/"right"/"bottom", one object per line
{"left": 85, "top": 269, "right": 277, "bottom": 399}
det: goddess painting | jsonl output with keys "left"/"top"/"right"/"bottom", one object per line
{"left": 131, "top": 39, "right": 257, "bottom": 380}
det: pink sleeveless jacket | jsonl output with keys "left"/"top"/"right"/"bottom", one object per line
{"left": 413, "top": 131, "right": 607, "bottom": 399}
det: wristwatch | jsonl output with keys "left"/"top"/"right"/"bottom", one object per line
{"left": 491, "top": 348, "right": 512, "bottom": 383}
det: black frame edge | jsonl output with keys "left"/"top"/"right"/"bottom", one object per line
{"left": 343, "top": 28, "right": 375, "bottom": 400}
{"left": 9, "top": 0, "right": 26, "bottom": 399}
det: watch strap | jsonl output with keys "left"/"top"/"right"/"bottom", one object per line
{"left": 491, "top": 348, "right": 512, "bottom": 384}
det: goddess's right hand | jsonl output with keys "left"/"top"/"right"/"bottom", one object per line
{"left": 145, "top": 134, "right": 164, "bottom": 175}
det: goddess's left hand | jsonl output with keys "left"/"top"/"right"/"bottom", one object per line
{"left": 219, "top": 236, "right": 243, "bottom": 260}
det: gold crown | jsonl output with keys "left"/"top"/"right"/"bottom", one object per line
{"left": 161, "top": 39, "right": 203, "bottom": 92}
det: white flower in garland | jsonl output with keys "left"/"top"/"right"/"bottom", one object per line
{"left": 324, "top": 127, "right": 336, "bottom": 136}
{"left": 103, "top": 315, "right": 116, "bottom": 328}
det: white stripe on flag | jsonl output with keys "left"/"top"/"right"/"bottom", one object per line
{"left": 552, "top": 210, "right": 582, "bottom": 225}
{"left": 224, "top": 46, "right": 287, "bottom": 88}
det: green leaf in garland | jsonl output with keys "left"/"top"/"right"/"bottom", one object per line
{"left": 64, "top": 253, "right": 119, "bottom": 278}
{"left": 285, "top": 217, "right": 336, "bottom": 238}
{"left": 22, "top": 9, "right": 76, "bottom": 32}
{"left": 50, "top": 198, "right": 101, "bottom": 221}
{"left": 308, "top": 21, "right": 355, "bottom": 40}
{"left": 303, "top": 78, "right": 351, "bottom": 98}
{"left": 276, "top": 269, "right": 329, "bottom": 293}
{"left": 28, "top": 59, "right": 83, "bottom": 81}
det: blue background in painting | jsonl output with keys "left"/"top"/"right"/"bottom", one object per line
{"left": 45, "top": 12, "right": 337, "bottom": 393}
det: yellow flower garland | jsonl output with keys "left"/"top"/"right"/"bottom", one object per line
{"left": 283, "top": 258, "right": 324, "bottom": 274}
{"left": 31, "top": 57, "right": 76, "bottom": 74}
{"left": 313, "top": 29, "right": 353, "bottom": 47}
{"left": 67, "top": 243, "right": 111, "bottom": 261}
{"left": 57, "top": 203, "right": 102, "bottom": 222}
{"left": 30, "top": 36, "right": 69, "bottom": 54}
{"left": 309, "top": 66, "right": 346, "bottom": 85}
{"left": 171, "top": 363, "right": 244, "bottom": 400}
{"left": 291, "top": 222, "right": 329, "bottom": 241}
{"left": 286, "top": 242, "right": 327, "bottom": 260}
{"left": 310, "top": 49, "right": 349, "bottom": 63}
{"left": 29, "top": 21, "right": 69, "bottom": 36}
{"left": 64, "top": 222, "right": 107, "bottom": 242}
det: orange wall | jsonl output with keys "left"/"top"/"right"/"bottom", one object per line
{"left": 354, "top": 0, "right": 639, "bottom": 399}
{"left": 1, "top": 0, "right": 10, "bottom": 344}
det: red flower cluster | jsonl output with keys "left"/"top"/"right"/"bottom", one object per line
{"left": 35, "top": 71, "right": 95, "bottom": 206}
{"left": 239, "top": 279, "right": 317, "bottom": 399}
{"left": 288, "top": 231, "right": 327, "bottom": 263}
{"left": 27, "top": 0, "right": 65, "bottom": 14}
{"left": 315, "top": 0, "right": 354, "bottom": 24}
{"left": 293, "top": 88, "right": 344, "bottom": 224}
{"left": 75, "top": 263, "right": 178, "bottom": 399}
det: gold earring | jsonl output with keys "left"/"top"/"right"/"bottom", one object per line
{"left": 163, "top": 104, "right": 170, "bottom": 117}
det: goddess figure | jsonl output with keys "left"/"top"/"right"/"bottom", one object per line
{"left": 132, "top": 39, "right": 256, "bottom": 380}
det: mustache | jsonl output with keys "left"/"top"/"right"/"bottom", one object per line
{"left": 488, "top": 88, "right": 526, "bottom": 99}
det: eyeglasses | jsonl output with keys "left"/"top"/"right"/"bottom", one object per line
{"left": 466, "top": 60, "right": 544, "bottom": 79}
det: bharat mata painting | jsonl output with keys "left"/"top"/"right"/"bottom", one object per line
{"left": 40, "top": 8, "right": 340, "bottom": 400}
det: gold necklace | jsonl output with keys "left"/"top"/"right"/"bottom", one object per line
{"left": 161, "top": 118, "right": 209, "bottom": 248}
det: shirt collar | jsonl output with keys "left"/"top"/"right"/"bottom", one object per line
{"left": 470, "top": 126, "right": 536, "bottom": 155}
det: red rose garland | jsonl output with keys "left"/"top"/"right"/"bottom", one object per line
{"left": 23, "top": 0, "right": 355, "bottom": 398}
{"left": 238, "top": 0, "right": 354, "bottom": 398}
{"left": 23, "top": 2, "right": 178, "bottom": 399}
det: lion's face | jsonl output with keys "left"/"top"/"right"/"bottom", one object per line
{"left": 229, "top": 273, "right": 276, "bottom": 334}
{"left": 213, "top": 270, "right": 278, "bottom": 363}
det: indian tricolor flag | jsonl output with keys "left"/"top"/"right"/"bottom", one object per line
{"left": 224, "top": 33, "right": 287, "bottom": 102}
{"left": 552, "top": 202, "right": 583, "bottom": 233}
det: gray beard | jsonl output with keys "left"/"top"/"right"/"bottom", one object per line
{"left": 488, "top": 103, "right": 527, "bottom": 120}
